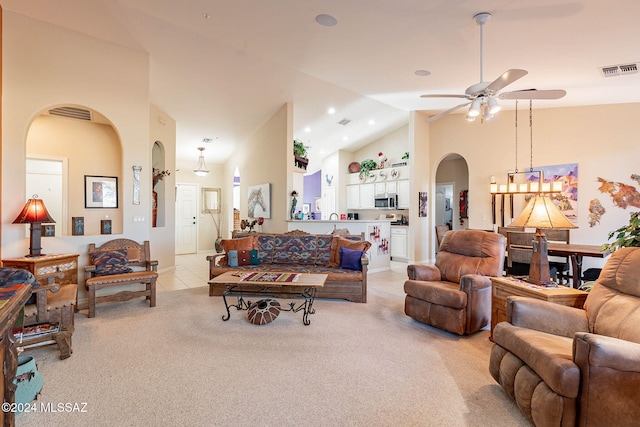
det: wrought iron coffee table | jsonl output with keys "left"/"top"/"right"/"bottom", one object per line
{"left": 209, "top": 271, "right": 327, "bottom": 325}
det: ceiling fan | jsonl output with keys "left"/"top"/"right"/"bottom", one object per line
{"left": 421, "top": 12, "right": 566, "bottom": 123}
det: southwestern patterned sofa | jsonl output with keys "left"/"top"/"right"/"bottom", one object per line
{"left": 206, "top": 230, "right": 370, "bottom": 303}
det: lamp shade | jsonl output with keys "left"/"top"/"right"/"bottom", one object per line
{"left": 13, "top": 196, "right": 55, "bottom": 257}
{"left": 12, "top": 196, "right": 56, "bottom": 224}
{"left": 509, "top": 195, "right": 576, "bottom": 230}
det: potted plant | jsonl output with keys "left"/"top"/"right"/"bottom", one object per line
{"left": 293, "top": 140, "right": 308, "bottom": 170}
{"left": 601, "top": 211, "right": 640, "bottom": 253}
{"left": 359, "top": 159, "right": 377, "bottom": 179}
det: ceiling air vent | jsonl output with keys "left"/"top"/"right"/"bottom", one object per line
{"left": 337, "top": 118, "right": 351, "bottom": 126}
{"left": 48, "top": 106, "right": 92, "bottom": 121}
{"left": 601, "top": 63, "right": 638, "bottom": 77}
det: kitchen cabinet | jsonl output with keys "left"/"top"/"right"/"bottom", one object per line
{"left": 397, "top": 180, "right": 410, "bottom": 209}
{"left": 359, "top": 183, "right": 375, "bottom": 209}
{"left": 346, "top": 185, "right": 360, "bottom": 209}
{"left": 391, "top": 226, "right": 408, "bottom": 260}
{"left": 375, "top": 181, "right": 397, "bottom": 195}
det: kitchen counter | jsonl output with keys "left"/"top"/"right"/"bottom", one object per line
{"left": 287, "top": 220, "right": 391, "bottom": 272}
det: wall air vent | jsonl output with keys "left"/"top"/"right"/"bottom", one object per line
{"left": 601, "top": 63, "right": 638, "bottom": 77}
{"left": 48, "top": 106, "right": 92, "bottom": 121}
{"left": 337, "top": 118, "right": 352, "bottom": 126}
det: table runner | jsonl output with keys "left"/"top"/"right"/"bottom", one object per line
{"left": 240, "top": 272, "right": 300, "bottom": 283}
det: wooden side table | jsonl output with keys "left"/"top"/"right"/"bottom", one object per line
{"left": 1, "top": 254, "right": 79, "bottom": 287}
{"left": 490, "top": 276, "right": 588, "bottom": 340}
{"left": 0, "top": 285, "right": 32, "bottom": 427}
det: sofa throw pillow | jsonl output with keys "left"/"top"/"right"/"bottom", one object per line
{"left": 221, "top": 236, "right": 257, "bottom": 253}
{"left": 90, "top": 249, "right": 133, "bottom": 276}
{"left": 227, "top": 250, "right": 239, "bottom": 267}
{"left": 249, "top": 249, "right": 260, "bottom": 265}
{"left": 340, "top": 246, "right": 364, "bottom": 271}
{"left": 329, "top": 237, "right": 371, "bottom": 267}
{"left": 237, "top": 250, "right": 252, "bottom": 266}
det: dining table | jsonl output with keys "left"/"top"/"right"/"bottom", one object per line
{"left": 547, "top": 243, "right": 610, "bottom": 288}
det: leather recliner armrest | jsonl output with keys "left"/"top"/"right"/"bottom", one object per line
{"left": 407, "top": 264, "right": 441, "bottom": 281}
{"left": 574, "top": 332, "right": 640, "bottom": 373}
{"left": 507, "top": 296, "right": 589, "bottom": 338}
{"left": 459, "top": 274, "right": 491, "bottom": 292}
{"left": 574, "top": 332, "right": 640, "bottom": 426}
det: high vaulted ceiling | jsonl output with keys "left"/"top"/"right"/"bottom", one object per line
{"left": 3, "top": 0, "right": 640, "bottom": 173}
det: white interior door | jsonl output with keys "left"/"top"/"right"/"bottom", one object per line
{"left": 175, "top": 183, "right": 198, "bottom": 254}
{"left": 26, "top": 157, "right": 67, "bottom": 235}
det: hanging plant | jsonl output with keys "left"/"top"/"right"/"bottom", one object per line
{"left": 601, "top": 211, "right": 640, "bottom": 253}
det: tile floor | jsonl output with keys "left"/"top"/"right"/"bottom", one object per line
{"left": 157, "top": 251, "right": 408, "bottom": 292}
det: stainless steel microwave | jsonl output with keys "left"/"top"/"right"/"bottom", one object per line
{"left": 374, "top": 195, "right": 397, "bottom": 209}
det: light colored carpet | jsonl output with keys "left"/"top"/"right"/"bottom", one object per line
{"left": 17, "top": 268, "right": 531, "bottom": 427}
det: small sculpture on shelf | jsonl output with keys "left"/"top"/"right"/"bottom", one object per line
{"left": 290, "top": 191, "right": 298, "bottom": 220}
{"left": 378, "top": 151, "right": 388, "bottom": 169}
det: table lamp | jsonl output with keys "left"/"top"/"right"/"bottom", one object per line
{"left": 12, "top": 195, "right": 56, "bottom": 257}
{"left": 509, "top": 195, "right": 576, "bottom": 285}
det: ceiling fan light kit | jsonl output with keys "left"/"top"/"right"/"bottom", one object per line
{"left": 422, "top": 12, "right": 567, "bottom": 123}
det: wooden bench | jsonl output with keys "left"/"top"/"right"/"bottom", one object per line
{"left": 84, "top": 239, "right": 158, "bottom": 318}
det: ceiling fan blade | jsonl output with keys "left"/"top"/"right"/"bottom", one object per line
{"left": 426, "top": 102, "right": 471, "bottom": 123}
{"left": 485, "top": 69, "right": 528, "bottom": 93}
{"left": 499, "top": 89, "right": 567, "bottom": 100}
{"left": 420, "top": 94, "right": 469, "bottom": 99}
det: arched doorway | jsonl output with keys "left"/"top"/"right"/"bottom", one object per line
{"left": 434, "top": 153, "right": 469, "bottom": 253}
{"left": 25, "top": 105, "right": 123, "bottom": 236}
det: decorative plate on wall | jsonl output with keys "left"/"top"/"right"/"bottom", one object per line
{"left": 378, "top": 170, "right": 387, "bottom": 180}
{"left": 367, "top": 171, "right": 376, "bottom": 182}
{"left": 390, "top": 168, "right": 399, "bottom": 179}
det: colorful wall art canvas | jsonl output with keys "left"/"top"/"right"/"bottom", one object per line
{"left": 526, "top": 163, "right": 578, "bottom": 221}
{"left": 418, "top": 192, "right": 428, "bottom": 217}
{"left": 247, "top": 183, "right": 271, "bottom": 218}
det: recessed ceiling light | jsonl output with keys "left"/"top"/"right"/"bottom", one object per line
{"left": 304, "top": 127, "right": 311, "bottom": 132}
{"left": 327, "top": 107, "right": 336, "bottom": 115}
{"left": 315, "top": 14, "right": 337, "bottom": 27}
{"left": 414, "top": 69, "right": 431, "bottom": 76}
{"left": 342, "top": 136, "right": 349, "bottom": 141}
{"left": 368, "top": 119, "right": 376, "bottom": 125}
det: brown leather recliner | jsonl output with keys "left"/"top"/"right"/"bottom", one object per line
{"left": 490, "top": 247, "right": 640, "bottom": 427}
{"left": 404, "top": 229, "right": 506, "bottom": 335}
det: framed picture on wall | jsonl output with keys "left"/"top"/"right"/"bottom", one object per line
{"left": 41, "top": 224, "right": 55, "bottom": 237}
{"left": 100, "top": 219, "right": 112, "bottom": 235}
{"left": 72, "top": 217, "right": 84, "bottom": 236}
{"left": 247, "top": 183, "right": 271, "bottom": 218}
{"left": 85, "top": 175, "right": 118, "bottom": 208}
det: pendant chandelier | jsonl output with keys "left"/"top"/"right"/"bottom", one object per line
{"left": 490, "top": 100, "right": 562, "bottom": 195}
{"left": 193, "top": 147, "right": 210, "bottom": 177}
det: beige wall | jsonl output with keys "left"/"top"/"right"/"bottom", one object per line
{"left": 427, "top": 102, "right": 640, "bottom": 269}
{"left": 1, "top": 12, "right": 165, "bottom": 292}
{"left": 224, "top": 103, "right": 291, "bottom": 233}
{"left": 149, "top": 104, "right": 176, "bottom": 267}
{"left": 27, "top": 114, "right": 123, "bottom": 235}
{"left": 350, "top": 124, "right": 409, "bottom": 167}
